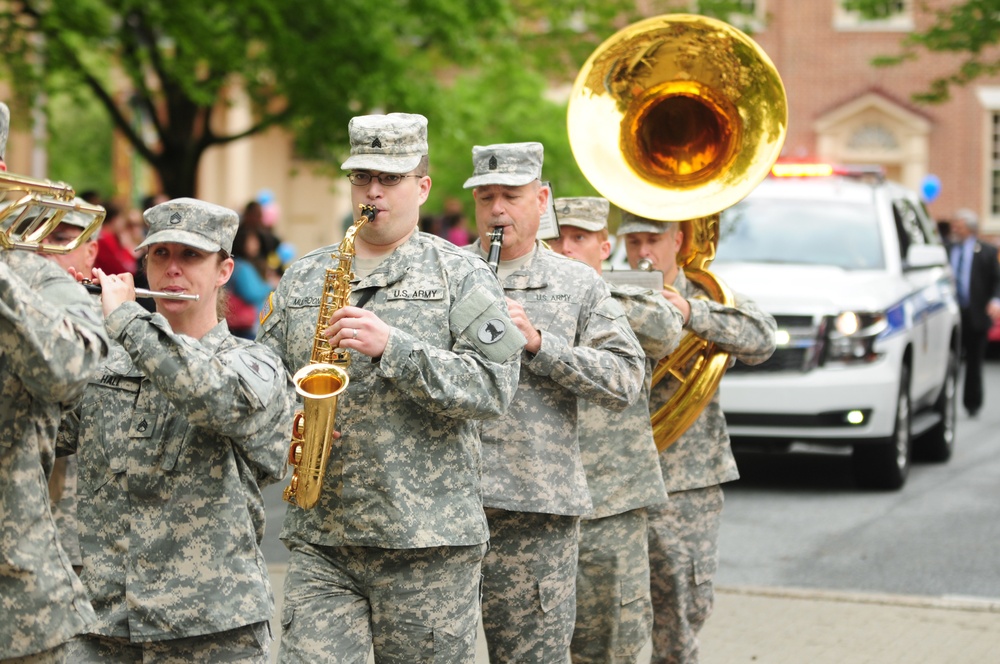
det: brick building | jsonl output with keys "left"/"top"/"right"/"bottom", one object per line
{"left": 742, "top": 0, "right": 1000, "bottom": 234}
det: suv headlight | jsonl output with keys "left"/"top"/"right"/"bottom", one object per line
{"left": 822, "top": 312, "right": 888, "bottom": 364}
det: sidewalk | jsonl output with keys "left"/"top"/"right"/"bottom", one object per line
{"left": 700, "top": 586, "right": 1000, "bottom": 663}
{"left": 266, "top": 565, "right": 1000, "bottom": 663}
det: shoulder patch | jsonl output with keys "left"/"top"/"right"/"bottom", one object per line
{"left": 259, "top": 291, "right": 274, "bottom": 326}
{"left": 477, "top": 318, "right": 507, "bottom": 344}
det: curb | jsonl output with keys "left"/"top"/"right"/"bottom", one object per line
{"left": 716, "top": 584, "right": 1000, "bottom": 613}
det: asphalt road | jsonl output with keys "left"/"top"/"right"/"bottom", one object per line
{"left": 717, "top": 355, "right": 1000, "bottom": 601}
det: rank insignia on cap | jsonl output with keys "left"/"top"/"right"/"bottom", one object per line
{"left": 169, "top": 212, "right": 182, "bottom": 224}
{"left": 371, "top": 137, "right": 382, "bottom": 149}
{"left": 489, "top": 155, "right": 498, "bottom": 170}
{"left": 478, "top": 318, "right": 506, "bottom": 344}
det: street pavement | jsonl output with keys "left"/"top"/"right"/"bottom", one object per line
{"left": 264, "top": 564, "right": 1000, "bottom": 663}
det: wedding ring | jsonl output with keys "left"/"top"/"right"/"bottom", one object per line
{"left": 352, "top": 328, "right": 358, "bottom": 340}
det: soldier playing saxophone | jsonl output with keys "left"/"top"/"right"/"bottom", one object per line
{"left": 257, "top": 112, "right": 524, "bottom": 663}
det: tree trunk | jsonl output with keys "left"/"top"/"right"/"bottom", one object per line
{"left": 154, "top": 141, "right": 204, "bottom": 199}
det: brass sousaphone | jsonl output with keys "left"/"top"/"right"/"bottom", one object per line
{"left": 567, "top": 14, "right": 787, "bottom": 450}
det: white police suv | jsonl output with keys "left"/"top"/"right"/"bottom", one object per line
{"left": 712, "top": 164, "right": 961, "bottom": 490}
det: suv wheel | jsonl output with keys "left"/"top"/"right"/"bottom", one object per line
{"left": 853, "top": 364, "right": 911, "bottom": 490}
{"left": 915, "top": 344, "right": 957, "bottom": 462}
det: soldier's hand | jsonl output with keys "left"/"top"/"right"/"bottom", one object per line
{"left": 662, "top": 288, "right": 691, "bottom": 325}
{"left": 505, "top": 297, "right": 541, "bottom": 354}
{"left": 327, "top": 306, "right": 391, "bottom": 359}
{"left": 94, "top": 269, "right": 136, "bottom": 317}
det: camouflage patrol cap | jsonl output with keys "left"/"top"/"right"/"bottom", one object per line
{"left": 463, "top": 142, "right": 543, "bottom": 189}
{"left": 341, "top": 113, "right": 428, "bottom": 173}
{"left": 0, "top": 102, "right": 9, "bottom": 160}
{"left": 137, "top": 197, "right": 239, "bottom": 255}
{"left": 555, "top": 196, "right": 609, "bottom": 232}
{"left": 59, "top": 197, "right": 99, "bottom": 230}
{"left": 618, "top": 210, "right": 671, "bottom": 235}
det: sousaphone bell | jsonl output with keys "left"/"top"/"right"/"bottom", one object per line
{"left": 567, "top": 14, "right": 787, "bottom": 450}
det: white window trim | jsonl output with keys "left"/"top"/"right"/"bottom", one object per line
{"left": 975, "top": 87, "right": 1000, "bottom": 220}
{"left": 685, "top": 1, "right": 766, "bottom": 31}
{"left": 834, "top": 0, "right": 913, "bottom": 33}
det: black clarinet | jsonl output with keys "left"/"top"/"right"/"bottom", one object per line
{"left": 487, "top": 226, "right": 504, "bottom": 274}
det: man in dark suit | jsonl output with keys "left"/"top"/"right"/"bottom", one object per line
{"left": 949, "top": 208, "right": 1000, "bottom": 417}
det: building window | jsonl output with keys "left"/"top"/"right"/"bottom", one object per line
{"left": 847, "top": 123, "right": 899, "bottom": 151}
{"left": 692, "top": 0, "right": 766, "bottom": 31}
{"left": 835, "top": 0, "right": 913, "bottom": 32}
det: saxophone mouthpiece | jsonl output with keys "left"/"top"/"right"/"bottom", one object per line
{"left": 358, "top": 204, "right": 377, "bottom": 223}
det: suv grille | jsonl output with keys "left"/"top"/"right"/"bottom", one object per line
{"left": 728, "top": 314, "right": 825, "bottom": 374}
{"left": 730, "top": 347, "right": 808, "bottom": 373}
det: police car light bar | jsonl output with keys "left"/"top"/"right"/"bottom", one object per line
{"left": 770, "top": 163, "right": 885, "bottom": 181}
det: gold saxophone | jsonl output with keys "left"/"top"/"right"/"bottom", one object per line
{"left": 283, "top": 203, "right": 376, "bottom": 509}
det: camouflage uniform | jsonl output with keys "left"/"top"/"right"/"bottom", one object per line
{"left": 56, "top": 199, "right": 293, "bottom": 662}
{"left": 260, "top": 114, "right": 523, "bottom": 664}
{"left": 571, "top": 282, "right": 683, "bottom": 664}
{"left": 470, "top": 239, "right": 645, "bottom": 662}
{"left": 1, "top": 250, "right": 108, "bottom": 661}
{"left": 647, "top": 269, "right": 776, "bottom": 664}
{"left": 47, "top": 455, "right": 80, "bottom": 568}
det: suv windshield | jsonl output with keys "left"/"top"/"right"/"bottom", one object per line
{"left": 716, "top": 198, "right": 885, "bottom": 270}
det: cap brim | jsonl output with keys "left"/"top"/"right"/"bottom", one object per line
{"left": 463, "top": 173, "right": 538, "bottom": 189}
{"left": 617, "top": 220, "right": 670, "bottom": 235}
{"left": 341, "top": 154, "right": 422, "bottom": 173}
{"left": 559, "top": 219, "right": 606, "bottom": 232}
{"left": 137, "top": 229, "right": 221, "bottom": 253}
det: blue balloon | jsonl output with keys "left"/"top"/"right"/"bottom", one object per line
{"left": 277, "top": 241, "right": 295, "bottom": 264}
{"left": 256, "top": 188, "right": 275, "bottom": 205}
{"left": 920, "top": 174, "right": 941, "bottom": 203}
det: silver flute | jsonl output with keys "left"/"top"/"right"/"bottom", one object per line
{"left": 83, "top": 282, "right": 200, "bottom": 301}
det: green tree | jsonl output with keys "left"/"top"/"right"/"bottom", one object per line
{"left": 0, "top": 0, "right": 511, "bottom": 197}
{"left": 845, "top": 0, "right": 1000, "bottom": 103}
{"left": 0, "top": 1, "right": 753, "bottom": 199}
{"left": 45, "top": 82, "right": 115, "bottom": 196}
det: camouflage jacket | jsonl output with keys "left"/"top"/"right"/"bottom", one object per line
{"left": 652, "top": 270, "right": 777, "bottom": 492}
{"left": 58, "top": 302, "right": 293, "bottom": 642}
{"left": 471, "top": 241, "right": 645, "bottom": 516}
{"left": 0, "top": 251, "right": 107, "bottom": 658}
{"left": 579, "top": 283, "right": 683, "bottom": 519}
{"left": 257, "top": 231, "right": 523, "bottom": 549}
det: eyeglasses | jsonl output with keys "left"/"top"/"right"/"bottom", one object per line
{"left": 347, "top": 172, "right": 420, "bottom": 187}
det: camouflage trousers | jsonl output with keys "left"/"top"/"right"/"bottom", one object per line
{"left": 570, "top": 507, "right": 653, "bottom": 664}
{"left": 277, "top": 539, "right": 486, "bottom": 664}
{"left": 0, "top": 643, "right": 67, "bottom": 664}
{"left": 67, "top": 622, "right": 270, "bottom": 663}
{"left": 646, "top": 485, "right": 724, "bottom": 664}
{"left": 481, "top": 508, "right": 580, "bottom": 663}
